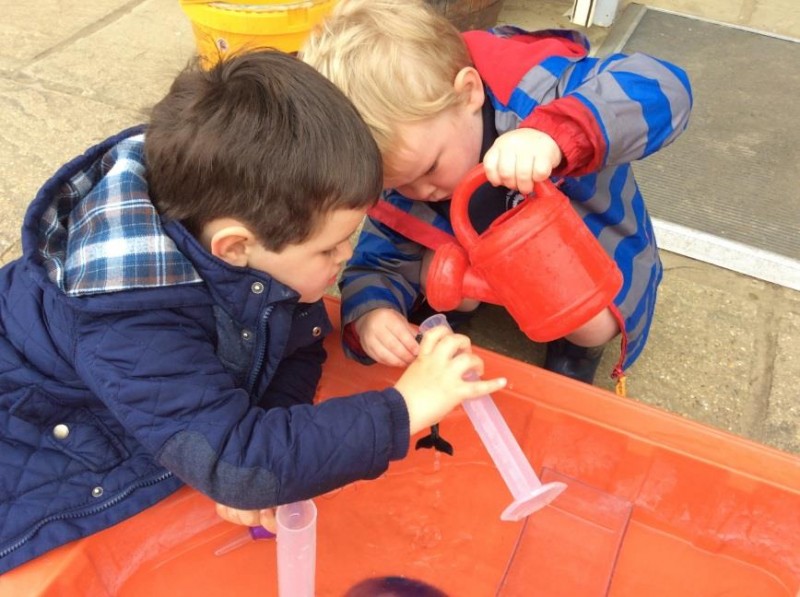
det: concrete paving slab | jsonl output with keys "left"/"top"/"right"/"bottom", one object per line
{"left": 633, "top": 253, "right": 762, "bottom": 436}
{"left": 1, "top": 0, "right": 194, "bottom": 263}
{"left": 623, "top": 0, "right": 800, "bottom": 38}
{"left": 19, "top": 0, "right": 196, "bottom": 113}
{"left": 0, "top": 0, "right": 134, "bottom": 72}
{"left": 766, "top": 311, "right": 800, "bottom": 453}
{"left": 0, "top": 78, "right": 142, "bottom": 259}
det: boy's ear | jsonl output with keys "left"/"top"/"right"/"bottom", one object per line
{"left": 453, "top": 66, "right": 485, "bottom": 113}
{"left": 208, "top": 224, "right": 257, "bottom": 267}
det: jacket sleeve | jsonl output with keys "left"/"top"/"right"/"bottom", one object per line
{"left": 536, "top": 54, "right": 692, "bottom": 175}
{"left": 495, "top": 52, "right": 693, "bottom": 176}
{"left": 72, "top": 304, "right": 410, "bottom": 509}
{"left": 254, "top": 339, "right": 326, "bottom": 409}
{"left": 339, "top": 214, "right": 425, "bottom": 361}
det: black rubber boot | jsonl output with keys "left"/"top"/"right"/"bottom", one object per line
{"left": 544, "top": 338, "right": 605, "bottom": 384}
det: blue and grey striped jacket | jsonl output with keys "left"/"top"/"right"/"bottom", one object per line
{"left": 340, "top": 26, "right": 692, "bottom": 374}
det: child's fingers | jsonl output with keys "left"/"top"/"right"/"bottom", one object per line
{"left": 515, "top": 157, "right": 535, "bottom": 195}
{"left": 421, "top": 330, "right": 475, "bottom": 365}
{"left": 259, "top": 508, "right": 277, "bottom": 534}
{"left": 532, "top": 157, "right": 555, "bottom": 182}
{"left": 457, "top": 351, "right": 484, "bottom": 377}
{"left": 466, "top": 377, "right": 508, "bottom": 398}
{"left": 363, "top": 327, "right": 417, "bottom": 366}
{"left": 416, "top": 325, "right": 451, "bottom": 356}
{"left": 483, "top": 147, "right": 500, "bottom": 186}
{"left": 216, "top": 503, "right": 260, "bottom": 527}
{"left": 368, "top": 341, "right": 413, "bottom": 367}
{"left": 391, "top": 323, "right": 421, "bottom": 357}
{"left": 438, "top": 332, "right": 472, "bottom": 358}
{"left": 383, "top": 333, "right": 417, "bottom": 363}
{"left": 494, "top": 153, "right": 519, "bottom": 189}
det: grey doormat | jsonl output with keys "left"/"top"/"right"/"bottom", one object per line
{"left": 598, "top": 4, "right": 800, "bottom": 290}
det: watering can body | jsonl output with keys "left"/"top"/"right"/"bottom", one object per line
{"left": 426, "top": 165, "right": 622, "bottom": 342}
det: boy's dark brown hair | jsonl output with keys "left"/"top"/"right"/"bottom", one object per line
{"left": 145, "top": 49, "right": 382, "bottom": 250}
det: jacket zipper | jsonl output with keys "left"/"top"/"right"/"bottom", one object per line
{"left": 246, "top": 304, "right": 273, "bottom": 392}
{"left": 0, "top": 470, "right": 174, "bottom": 560}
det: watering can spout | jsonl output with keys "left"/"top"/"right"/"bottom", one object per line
{"left": 426, "top": 242, "right": 500, "bottom": 312}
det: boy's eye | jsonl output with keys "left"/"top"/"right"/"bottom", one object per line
{"left": 425, "top": 160, "right": 438, "bottom": 176}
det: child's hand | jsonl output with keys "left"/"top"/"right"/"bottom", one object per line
{"left": 354, "top": 308, "right": 419, "bottom": 367}
{"left": 394, "top": 326, "right": 506, "bottom": 435}
{"left": 483, "top": 128, "right": 563, "bottom": 195}
{"left": 215, "top": 502, "right": 277, "bottom": 534}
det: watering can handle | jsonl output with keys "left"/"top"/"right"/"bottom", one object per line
{"left": 450, "top": 164, "right": 560, "bottom": 251}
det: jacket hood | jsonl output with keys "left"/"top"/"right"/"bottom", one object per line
{"left": 463, "top": 26, "right": 589, "bottom": 105}
{"left": 35, "top": 131, "right": 201, "bottom": 297}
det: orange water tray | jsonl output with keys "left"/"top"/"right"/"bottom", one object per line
{"left": 2, "top": 297, "right": 799, "bottom": 596}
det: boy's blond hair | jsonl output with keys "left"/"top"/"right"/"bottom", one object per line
{"left": 301, "top": 0, "right": 473, "bottom": 160}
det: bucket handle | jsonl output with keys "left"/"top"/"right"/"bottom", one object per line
{"left": 451, "top": 164, "right": 561, "bottom": 251}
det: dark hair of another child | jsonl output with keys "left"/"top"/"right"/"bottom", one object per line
{"left": 344, "top": 575, "right": 449, "bottom": 597}
{"left": 145, "top": 49, "right": 382, "bottom": 251}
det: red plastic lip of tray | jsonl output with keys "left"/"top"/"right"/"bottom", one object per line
{"left": 1, "top": 296, "right": 799, "bottom": 597}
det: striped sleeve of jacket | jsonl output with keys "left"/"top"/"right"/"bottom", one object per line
{"left": 486, "top": 42, "right": 693, "bottom": 175}
{"left": 339, "top": 214, "right": 424, "bottom": 326}
{"left": 339, "top": 192, "right": 456, "bottom": 362}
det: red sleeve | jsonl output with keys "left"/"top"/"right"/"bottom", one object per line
{"left": 520, "top": 96, "right": 606, "bottom": 176}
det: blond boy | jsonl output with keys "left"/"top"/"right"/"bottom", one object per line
{"left": 303, "top": 0, "right": 692, "bottom": 384}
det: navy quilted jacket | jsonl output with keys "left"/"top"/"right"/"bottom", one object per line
{"left": 0, "top": 129, "right": 409, "bottom": 573}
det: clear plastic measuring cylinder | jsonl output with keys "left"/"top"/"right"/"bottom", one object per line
{"left": 418, "top": 314, "right": 566, "bottom": 520}
{"left": 276, "top": 500, "right": 317, "bottom": 597}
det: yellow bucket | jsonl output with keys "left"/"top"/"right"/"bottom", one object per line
{"left": 179, "top": 0, "right": 339, "bottom": 66}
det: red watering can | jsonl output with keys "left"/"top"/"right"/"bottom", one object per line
{"left": 426, "top": 165, "right": 622, "bottom": 342}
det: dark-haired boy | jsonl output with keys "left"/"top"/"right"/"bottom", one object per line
{"left": 0, "top": 50, "right": 505, "bottom": 573}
